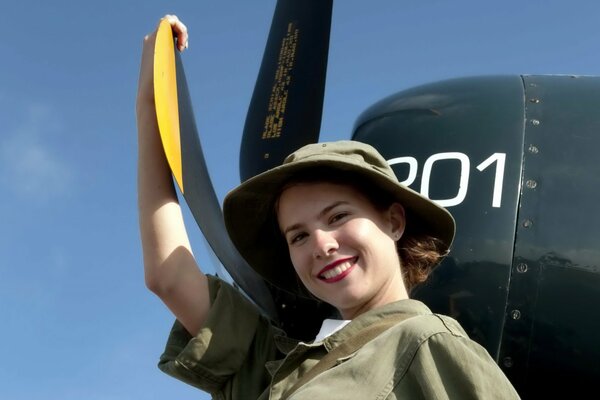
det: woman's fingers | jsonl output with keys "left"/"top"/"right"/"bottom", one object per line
{"left": 137, "top": 15, "right": 188, "bottom": 106}
{"left": 160, "top": 14, "right": 189, "bottom": 52}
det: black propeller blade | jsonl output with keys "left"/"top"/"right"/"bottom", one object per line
{"left": 240, "top": 0, "right": 333, "bottom": 181}
{"left": 238, "top": 0, "right": 337, "bottom": 340}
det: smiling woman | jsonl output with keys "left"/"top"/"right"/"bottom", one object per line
{"left": 277, "top": 180, "right": 409, "bottom": 319}
{"left": 138, "top": 16, "right": 520, "bottom": 400}
{"left": 274, "top": 167, "right": 449, "bottom": 294}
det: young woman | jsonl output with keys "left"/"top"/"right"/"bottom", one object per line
{"left": 137, "top": 16, "right": 520, "bottom": 400}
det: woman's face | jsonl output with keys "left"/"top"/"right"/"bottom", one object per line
{"left": 277, "top": 182, "right": 409, "bottom": 319}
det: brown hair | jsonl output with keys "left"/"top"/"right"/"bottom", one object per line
{"left": 275, "top": 167, "right": 447, "bottom": 294}
{"left": 398, "top": 234, "right": 446, "bottom": 292}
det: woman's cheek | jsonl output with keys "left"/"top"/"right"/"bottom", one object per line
{"left": 345, "top": 219, "right": 375, "bottom": 245}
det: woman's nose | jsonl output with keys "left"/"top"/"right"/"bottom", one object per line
{"left": 312, "top": 229, "right": 338, "bottom": 259}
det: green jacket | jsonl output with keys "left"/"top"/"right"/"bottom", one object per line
{"left": 159, "top": 276, "right": 520, "bottom": 399}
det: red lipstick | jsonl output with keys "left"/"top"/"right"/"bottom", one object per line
{"left": 317, "top": 256, "right": 357, "bottom": 283}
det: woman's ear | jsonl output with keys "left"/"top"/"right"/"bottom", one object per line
{"left": 388, "top": 202, "right": 406, "bottom": 241}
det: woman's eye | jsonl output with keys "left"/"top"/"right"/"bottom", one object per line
{"left": 330, "top": 212, "right": 348, "bottom": 223}
{"left": 289, "top": 233, "right": 307, "bottom": 244}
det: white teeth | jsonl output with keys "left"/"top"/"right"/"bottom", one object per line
{"left": 321, "top": 261, "right": 352, "bottom": 280}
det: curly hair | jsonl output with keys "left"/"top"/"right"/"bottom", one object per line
{"left": 398, "top": 234, "right": 447, "bottom": 293}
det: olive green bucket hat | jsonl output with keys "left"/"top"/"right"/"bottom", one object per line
{"left": 223, "top": 140, "right": 455, "bottom": 296}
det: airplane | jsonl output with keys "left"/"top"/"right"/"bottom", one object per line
{"left": 152, "top": 1, "right": 600, "bottom": 398}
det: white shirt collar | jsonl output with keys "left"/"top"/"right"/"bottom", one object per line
{"left": 313, "top": 318, "right": 351, "bottom": 342}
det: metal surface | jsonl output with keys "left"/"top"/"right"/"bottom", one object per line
{"left": 500, "top": 75, "right": 600, "bottom": 398}
{"left": 353, "top": 75, "right": 525, "bottom": 357}
{"left": 352, "top": 75, "right": 600, "bottom": 398}
{"left": 240, "top": 0, "right": 332, "bottom": 182}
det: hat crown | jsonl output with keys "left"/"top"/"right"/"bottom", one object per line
{"left": 284, "top": 140, "right": 396, "bottom": 180}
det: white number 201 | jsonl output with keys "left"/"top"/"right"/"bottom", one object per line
{"left": 388, "top": 152, "right": 506, "bottom": 208}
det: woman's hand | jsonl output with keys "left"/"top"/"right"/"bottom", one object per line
{"left": 137, "top": 15, "right": 189, "bottom": 108}
{"left": 163, "top": 14, "right": 189, "bottom": 52}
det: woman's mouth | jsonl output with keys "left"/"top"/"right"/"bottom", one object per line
{"left": 318, "top": 257, "right": 358, "bottom": 282}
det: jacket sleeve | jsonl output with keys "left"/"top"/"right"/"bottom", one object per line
{"left": 158, "top": 275, "right": 279, "bottom": 399}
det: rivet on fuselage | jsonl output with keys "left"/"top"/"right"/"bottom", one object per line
{"left": 528, "top": 145, "right": 539, "bottom": 154}
{"left": 503, "top": 357, "right": 514, "bottom": 368}
{"left": 523, "top": 219, "right": 533, "bottom": 228}
{"left": 531, "top": 119, "right": 540, "bottom": 126}
{"left": 529, "top": 98, "right": 540, "bottom": 104}
{"left": 526, "top": 180, "right": 538, "bottom": 189}
{"left": 516, "top": 263, "right": 528, "bottom": 273}
{"left": 511, "top": 309, "right": 522, "bottom": 320}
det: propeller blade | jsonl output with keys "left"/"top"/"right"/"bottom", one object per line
{"left": 153, "top": 20, "right": 276, "bottom": 318}
{"left": 240, "top": 0, "right": 333, "bottom": 181}
{"left": 235, "top": 0, "right": 337, "bottom": 340}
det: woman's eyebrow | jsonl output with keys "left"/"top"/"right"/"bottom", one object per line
{"left": 319, "top": 201, "right": 349, "bottom": 219}
{"left": 283, "top": 223, "right": 302, "bottom": 236}
{"left": 282, "top": 201, "right": 349, "bottom": 236}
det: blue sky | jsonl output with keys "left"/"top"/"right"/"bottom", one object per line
{"left": 2, "top": 1, "right": 600, "bottom": 399}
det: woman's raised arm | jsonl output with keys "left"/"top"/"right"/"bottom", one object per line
{"left": 136, "top": 15, "right": 209, "bottom": 336}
